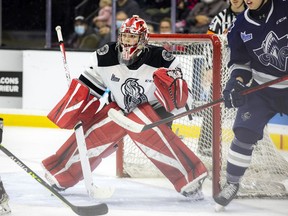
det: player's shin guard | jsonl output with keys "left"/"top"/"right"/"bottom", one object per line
{"left": 42, "top": 104, "right": 127, "bottom": 189}
{"left": 214, "top": 136, "right": 254, "bottom": 207}
{"left": 126, "top": 103, "right": 208, "bottom": 195}
{"left": 226, "top": 137, "right": 254, "bottom": 183}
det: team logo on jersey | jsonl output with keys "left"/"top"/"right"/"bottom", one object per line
{"left": 121, "top": 78, "right": 148, "bottom": 112}
{"left": 97, "top": 44, "right": 109, "bottom": 55}
{"left": 253, "top": 31, "right": 288, "bottom": 72}
{"left": 241, "top": 112, "right": 251, "bottom": 122}
{"left": 162, "top": 50, "right": 175, "bottom": 61}
{"left": 240, "top": 31, "right": 253, "bottom": 43}
{"left": 111, "top": 74, "right": 120, "bottom": 82}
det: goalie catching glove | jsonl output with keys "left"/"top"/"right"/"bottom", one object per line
{"left": 153, "top": 67, "right": 188, "bottom": 112}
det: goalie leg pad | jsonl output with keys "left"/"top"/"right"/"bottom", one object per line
{"left": 126, "top": 103, "right": 207, "bottom": 192}
{"left": 43, "top": 103, "right": 127, "bottom": 189}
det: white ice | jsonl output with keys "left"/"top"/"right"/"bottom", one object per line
{"left": 0, "top": 126, "right": 287, "bottom": 216}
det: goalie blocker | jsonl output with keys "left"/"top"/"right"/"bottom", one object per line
{"left": 43, "top": 78, "right": 207, "bottom": 196}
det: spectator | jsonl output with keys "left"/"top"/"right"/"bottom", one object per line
{"left": 116, "top": 0, "right": 149, "bottom": 20}
{"left": 67, "top": 16, "right": 100, "bottom": 50}
{"left": 176, "top": 0, "right": 201, "bottom": 32}
{"left": 177, "top": 0, "right": 200, "bottom": 21}
{"left": 147, "top": 23, "right": 155, "bottom": 33}
{"left": 92, "top": 0, "right": 112, "bottom": 27}
{"left": 116, "top": 10, "right": 129, "bottom": 30}
{"left": 93, "top": 18, "right": 111, "bottom": 48}
{"left": 159, "top": 17, "right": 172, "bottom": 34}
{"left": 144, "top": 0, "right": 171, "bottom": 23}
{"left": 184, "top": 0, "right": 228, "bottom": 33}
{"left": 158, "top": 17, "right": 185, "bottom": 52}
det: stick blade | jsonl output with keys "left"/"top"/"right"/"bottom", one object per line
{"left": 214, "top": 203, "right": 225, "bottom": 212}
{"left": 72, "top": 203, "right": 108, "bottom": 216}
{"left": 108, "top": 108, "right": 144, "bottom": 133}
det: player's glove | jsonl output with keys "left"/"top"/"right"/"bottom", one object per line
{"left": 223, "top": 79, "right": 247, "bottom": 108}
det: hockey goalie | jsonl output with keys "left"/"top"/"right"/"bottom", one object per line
{"left": 42, "top": 15, "right": 208, "bottom": 199}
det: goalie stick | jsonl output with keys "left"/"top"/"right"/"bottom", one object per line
{"left": 108, "top": 74, "right": 288, "bottom": 133}
{"left": 55, "top": 26, "right": 113, "bottom": 199}
{"left": 0, "top": 118, "right": 108, "bottom": 216}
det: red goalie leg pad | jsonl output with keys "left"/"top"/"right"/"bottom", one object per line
{"left": 47, "top": 78, "right": 101, "bottom": 129}
{"left": 42, "top": 103, "right": 127, "bottom": 188}
{"left": 126, "top": 103, "right": 207, "bottom": 192}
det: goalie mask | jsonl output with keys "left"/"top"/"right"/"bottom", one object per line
{"left": 117, "top": 15, "right": 149, "bottom": 66}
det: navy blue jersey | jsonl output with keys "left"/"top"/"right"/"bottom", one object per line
{"left": 227, "top": 0, "right": 288, "bottom": 88}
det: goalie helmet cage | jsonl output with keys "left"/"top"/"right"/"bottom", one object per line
{"left": 115, "top": 34, "right": 288, "bottom": 198}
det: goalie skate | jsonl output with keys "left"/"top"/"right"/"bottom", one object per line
{"left": 214, "top": 182, "right": 239, "bottom": 208}
{"left": 181, "top": 173, "right": 207, "bottom": 201}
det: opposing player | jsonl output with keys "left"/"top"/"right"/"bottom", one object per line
{"left": 214, "top": 0, "right": 288, "bottom": 208}
{"left": 0, "top": 118, "right": 11, "bottom": 215}
{"left": 42, "top": 15, "right": 208, "bottom": 199}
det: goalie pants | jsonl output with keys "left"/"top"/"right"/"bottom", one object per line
{"left": 42, "top": 102, "right": 207, "bottom": 193}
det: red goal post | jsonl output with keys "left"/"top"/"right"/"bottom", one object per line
{"left": 115, "top": 34, "right": 288, "bottom": 199}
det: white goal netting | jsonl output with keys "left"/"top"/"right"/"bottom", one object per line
{"left": 116, "top": 34, "right": 288, "bottom": 198}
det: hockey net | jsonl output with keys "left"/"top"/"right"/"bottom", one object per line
{"left": 115, "top": 34, "right": 288, "bottom": 198}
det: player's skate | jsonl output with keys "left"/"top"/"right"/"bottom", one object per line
{"left": 180, "top": 163, "right": 208, "bottom": 201}
{"left": 214, "top": 182, "right": 239, "bottom": 211}
{"left": 0, "top": 182, "right": 11, "bottom": 215}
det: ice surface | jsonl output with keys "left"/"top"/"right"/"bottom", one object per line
{"left": 0, "top": 126, "right": 287, "bottom": 216}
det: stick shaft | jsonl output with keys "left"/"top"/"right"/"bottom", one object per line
{"left": 55, "top": 25, "right": 71, "bottom": 85}
{"left": 55, "top": 25, "right": 94, "bottom": 197}
{"left": 0, "top": 144, "right": 108, "bottom": 215}
{"left": 142, "top": 74, "right": 288, "bottom": 131}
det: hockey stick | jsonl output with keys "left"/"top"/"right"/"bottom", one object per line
{"left": 0, "top": 118, "right": 108, "bottom": 216}
{"left": 108, "top": 74, "right": 288, "bottom": 133}
{"left": 0, "top": 145, "right": 108, "bottom": 216}
{"left": 55, "top": 26, "right": 113, "bottom": 199}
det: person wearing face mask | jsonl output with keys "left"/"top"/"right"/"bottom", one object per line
{"left": 67, "top": 16, "right": 100, "bottom": 50}
{"left": 184, "top": 0, "right": 228, "bottom": 33}
{"left": 214, "top": 0, "right": 288, "bottom": 210}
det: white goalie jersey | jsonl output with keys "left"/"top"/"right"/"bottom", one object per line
{"left": 79, "top": 42, "right": 181, "bottom": 113}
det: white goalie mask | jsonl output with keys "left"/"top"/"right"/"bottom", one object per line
{"left": 117, "top": 15, "right": 149, "bottom": 66}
